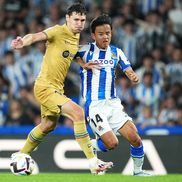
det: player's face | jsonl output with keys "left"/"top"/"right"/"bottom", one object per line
{"left": 66, "top": 12, "right": 86, "bottom": 34}
{"left": 92, "top": 24, "right": 112, "bottom": 49}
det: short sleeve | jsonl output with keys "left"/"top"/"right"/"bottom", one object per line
{"left": 43, "top": 25, "right": 59, "bottom": 41}
{"left": 118, "top": 48, "right": 131, "bottom": 71}
{"left": 75, "top": 44, "right": 89, "bottom": 60}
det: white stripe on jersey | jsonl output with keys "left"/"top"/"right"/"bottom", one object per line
{"left": 91, "top": 69, "right": 100, "bottom": 100}
{"left": 82, "top": 69, "right": 87, "bottom": 99}
{"left": 105, "top": 67, "right": 113, "bottom": 98}
{"left": 77, "top": 43, "right": 131, "bottom": 101}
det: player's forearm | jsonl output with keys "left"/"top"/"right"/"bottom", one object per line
{"left": 21, "top": 34, "right": 35, "bottom": 47}
{"left": 75, "top": 58, "right": 100, "bottom": 70}
{"left": 125, "top": 68, "right": 140, "bottom": 84}
{"left": 22, "top": 32, "right": 47, "bottom": 47}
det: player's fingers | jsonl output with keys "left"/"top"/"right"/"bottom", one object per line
{"left": 88, "top": 61, "right": 100, "bottom": 65}
{"left": 87, "top": 62, "right": 102, "bottom": 69}
{"left": 16, "top": 36, "right": 23, "bottom": 44}
{"left": 93, "top": 65, "right": 101, "bottom": 69}
{"left": 11, "top": 40, "right": 18, "bottom": 48}
{"left": 11, "top": 41, "right": 23, "bottom": 49}
{"left": 87, "top": 65, "right": 101, "bottom": 70}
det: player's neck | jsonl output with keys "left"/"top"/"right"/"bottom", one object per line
{"left": 95, "top": 43, "right": 108, "bottom": 50}
{"left": 65, "top": 23, "right": 79, "bottom": 36}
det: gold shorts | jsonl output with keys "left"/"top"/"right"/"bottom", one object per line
{"left": 34, "top": 84, "right": 70, "bottom": 118}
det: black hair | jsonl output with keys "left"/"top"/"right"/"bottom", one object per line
{"left": 66, "top": 3, "right": 86, "bottom": 16}
{"left": 90, "top": 14, "right": 112, "bottom": 33}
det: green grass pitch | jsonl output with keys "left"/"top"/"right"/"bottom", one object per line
{"left": 1, "top": 173, "right": 182, "bottom": 182}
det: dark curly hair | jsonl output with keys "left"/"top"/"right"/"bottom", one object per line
{"left": 66, "top": 3, "right": 87, "bottom": 16}
{"left": 90, "top": 14, "right": 112, "bottom": 33}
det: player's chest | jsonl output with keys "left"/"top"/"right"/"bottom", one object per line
{"left": 90, "top": 53, "right": 117, "bottom": 68}
{"left": 58, "top": 38, "right": 79, "bottom": 60}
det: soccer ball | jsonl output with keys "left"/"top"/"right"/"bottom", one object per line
{"left": 10, "top": 153, "right": 35, "bottom": 176}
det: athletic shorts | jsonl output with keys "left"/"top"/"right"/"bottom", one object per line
{"left": 34, "top": 84, "right": 70, "bottom": 118}
{"left": 85, "top": 98, "right": 132, "bottom": 136}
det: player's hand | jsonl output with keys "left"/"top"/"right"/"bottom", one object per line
{"left": 82, "top": 61, "right": 101, "bottom": 70}
{"left": 11, "top": 36, "right": 24, "bottom": 49}
{"left": 130, "top": 73, "right": 140, "bottom": 84}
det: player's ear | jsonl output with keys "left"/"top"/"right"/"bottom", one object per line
{"left": 111, "top": 31, "right": 113, "bottom": 37}
{"left": 91, "top": 33, "right": 95, "bottom": 41}
{"left": 66, "top": 14, "right": 69, "bottom": 22}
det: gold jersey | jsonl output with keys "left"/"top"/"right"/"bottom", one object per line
{"left": 35, "top": 24, "right": 80, "bottom": 93}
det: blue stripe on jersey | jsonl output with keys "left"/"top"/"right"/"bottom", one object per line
{"left": 77, "top": 51, "right": 86, "bottom": 58}
{"left": 110, "top": 46, "right": 118, "bottom": 68}
{"left": 84, "top": 100, "right": 91, "bottom": 119}
{"left": 98, "top": 68, "right": 106, "bottom": 99}
{"left": 99, "top": 50, "right": 106, "bottom": 59}
{"left": 80, "top": 68, "right": 84, "bottom": 97}
{"left": 110, "top": 68, "right": 115, "bottom": 97}
{"left": 110, "top": 46, "right": 118, "bottom": 98}
{"left": 86, "top": 43, "right": 94, "bottom": 62}
{"left": 86, "top": 70, "right": 93, "bottom": 101}
{"left": 119, "top": 59, "right": 130, "bottom": 70}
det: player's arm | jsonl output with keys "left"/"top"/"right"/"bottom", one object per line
{"left": 118, "top": 48, "right": 140, "bottom": 84}
{"left": 75, "top": 57, "right": 100, "bottom": 70}
{"left": 11, "top": 32, "right": 47, "bottom": 49}
{"left": 124, "top": 67, "right": 140, "bottom": 84}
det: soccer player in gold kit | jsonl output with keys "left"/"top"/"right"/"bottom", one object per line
{"left": 10, "top": 3, "right": 113, "bottom": 174}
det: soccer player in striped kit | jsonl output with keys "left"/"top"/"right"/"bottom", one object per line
{"left": 75, "top": 14, "right": 151, "bottom": 176}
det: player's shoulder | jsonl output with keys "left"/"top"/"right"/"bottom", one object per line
{"left": 78, "top": 43, "right": 91, "bottom": 52}
{"left": 109, "top": 44, "right": 124, "bottom": 55}
{"left": 51, "top": 24, "right": 65, "bottom": 32}
{"left": 44, "top": 24, "right": 61, "bottom": 33}
{"left": 110, "top": 44, "right": 118, "bottom": 49}
{"left": 110, "top": 44, "right": 123, "bottom": 51}
{"left": 54, "top": 24, "right": 64, "bottom": 32}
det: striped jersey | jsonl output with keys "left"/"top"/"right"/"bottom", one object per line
{"left": 76, "top": 42, "right": 131, "bottom": 102}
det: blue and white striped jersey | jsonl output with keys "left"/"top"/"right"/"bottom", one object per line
{"left": 76, "top": 43, "right": 131, "bottom": 102}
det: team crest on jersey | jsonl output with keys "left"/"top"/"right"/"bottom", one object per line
{"left": 62, "top": 50, "right": 70, "bottom": 58}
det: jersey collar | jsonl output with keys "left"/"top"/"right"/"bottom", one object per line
{"left": 62, "top": 24, "right": 79, "bottom": 39}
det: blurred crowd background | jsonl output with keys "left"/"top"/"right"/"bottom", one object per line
{"left": 0, "top": 0, "right": 182, "bottom": 128}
